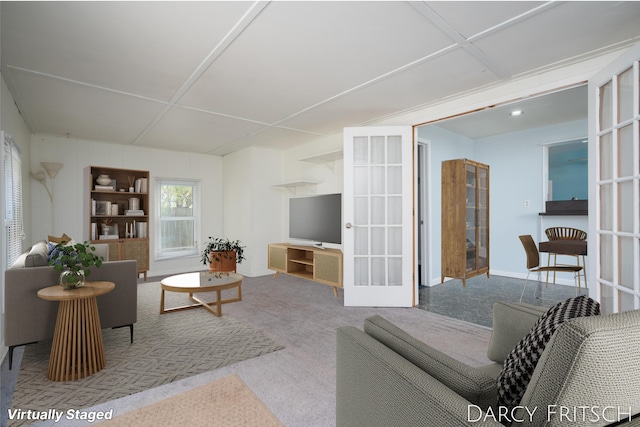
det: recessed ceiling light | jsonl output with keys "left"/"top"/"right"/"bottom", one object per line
{"left": 509, "top": 110, "right": 524, "bottom": 117}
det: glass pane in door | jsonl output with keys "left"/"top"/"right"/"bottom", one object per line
{"left": 477, "top": 167, "right": 489, "bottom": 269}
{"left": 599, "top": 80, "right": 613, "bottom": 130}
{"left": 618, "top": 125, "right": 633, "bottom": 177}
{"left": 600, "top": 234, "right": 613, "bottom": 283}
{"left": 619, "top": 181, "right": 633, "bottom": 233}
{"left": 619, "top": 236, "right": 633, "bottom": 290}
{"left": 352, "top": 134, "right": 405, "bottom": 288}
{"left": 618, "top": 67, "right": 633, "bottom": 123}
{"left": 600, "top": 184, "right": 613, "bottom": 231}
{"left": 599, "top": 132, "right": 613, "bottom": 180}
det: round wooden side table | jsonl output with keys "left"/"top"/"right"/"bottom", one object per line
{"left": 37, "top": 281, "right": 115, "bottom": 381}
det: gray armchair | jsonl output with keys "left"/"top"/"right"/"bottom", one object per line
{"left": 336, "top": 302, "right": 640, "bottom": 426}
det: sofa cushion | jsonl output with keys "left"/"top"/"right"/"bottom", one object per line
{"left": 487, "top": 302, "right": 548, "bottom": 364}
{"left": 497, "top": 295, "right": 600, "bottom": 410}
{"left": 364, "top": 315, "right": 498, "bottom": 409}
{"left": 90, "top": 243, "right": 109, "bottom": 262}
{"left": 25, "top": 240, "right": 49, "bottom": 267}
{"left": 47, "top": 237, "right": 76, "bottom": 261}
{"left": 9, "top": 251, "right": 28, "bottom": 269}
{"left": 9, "top": 240, "right": 51, "bottom": 269}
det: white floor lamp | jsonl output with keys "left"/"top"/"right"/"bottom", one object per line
{"left": 30, "top": 162, "right": 63, "bottom": 234}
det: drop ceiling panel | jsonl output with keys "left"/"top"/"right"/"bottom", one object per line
{"left": 178, "top": 1, "right": 455, "bottom": 123}
{"left": 473, "top": 2, "right": 640, "bottom": 77}
{"left": 280, "top": 48, "right": 499, "bottom": 134}
{"left": 211, "top": 126, "right": 323, "bottom": 156}
{"left": 425, "top": 1, "right": 545, "bottom": 39}
{"left": 136, "top": 107, "right": 267, "bottom": 153}
{"left": 9, "top": 69, "right": 165, "bottom": 143}
{"left": 1, "top": 2, "right": 252, "bottom": 100}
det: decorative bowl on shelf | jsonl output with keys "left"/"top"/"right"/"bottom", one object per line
{"left": 96, "top": 175, "right": 111, "bottom": 186}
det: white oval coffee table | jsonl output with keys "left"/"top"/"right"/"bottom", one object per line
{"left": 160, "top": 272, "right": 242, "bottom": 317}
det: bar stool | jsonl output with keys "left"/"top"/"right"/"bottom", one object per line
{"left": 545, "top": 227, "right": 587, "bottom": 289}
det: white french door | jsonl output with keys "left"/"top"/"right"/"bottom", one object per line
{"left": 589, "top": 41, "right": 640, "bottom": 313}
{"left": 343, "top": 126, "right": 415, "bottom": 307}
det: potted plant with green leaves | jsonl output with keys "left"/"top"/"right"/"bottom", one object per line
{"left": 48, "top": 240, "right": 104, "bottom": 289}
{"left": 201, "top": 237, "right": 245, "bottom": 272}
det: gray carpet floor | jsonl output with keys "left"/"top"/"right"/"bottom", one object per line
{"left": 7, "top": 282, "right": 283, "bottom": 426}
{"left": 2, "top": 273, "right": 582, "bottom": 426}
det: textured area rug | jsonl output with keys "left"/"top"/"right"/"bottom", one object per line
{"left": 97, "top": 375, "right": 282, "bottom": 427}
{"left": 9, "top": 281, "right": 284, "bottom": 426}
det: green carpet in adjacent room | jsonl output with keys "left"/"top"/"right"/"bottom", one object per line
{"left": 9, "top": 281, "right": 284, "bottom": 427}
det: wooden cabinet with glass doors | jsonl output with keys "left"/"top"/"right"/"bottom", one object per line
{"left": 441, "top": 159, "right": 489, "bottom": 286}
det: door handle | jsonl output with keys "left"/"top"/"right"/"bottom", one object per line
{"left": 345, "top": 222, "right": 352, "bottom": 229}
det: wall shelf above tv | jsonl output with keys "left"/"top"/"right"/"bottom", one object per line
{"left": 272, "top": 180, "right": 321, "bottom": 194}
{"left": 299, "top": 150, "right": 343, "bottom": 171}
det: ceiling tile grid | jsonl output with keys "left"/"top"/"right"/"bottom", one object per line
{"left": 1, "top": 2, "right": 252, "bottom": 100}
{"left": 8, "top": 68, "right": 167, "bottom": 143}
{"left": 177, "top": 1, "right": 455, "bottom": 123}
{"left": 2, "top": 1, "right": 640, "bottom": 154}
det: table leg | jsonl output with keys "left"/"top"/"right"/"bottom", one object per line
{"left": 546, "top": 253, "right": 551, "bottom": 285}
{"left": 160, "top": 289, "right": 166, "bottom": 314}
{"left": 48, "top": 297, "right": 106, "bottom": 381}
{"left": 191, "top": 292, "right": 222, "bottom": 317}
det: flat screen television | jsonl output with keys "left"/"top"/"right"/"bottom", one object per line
{"left": 289, "top": 193, "right": 342, "bottom": 245}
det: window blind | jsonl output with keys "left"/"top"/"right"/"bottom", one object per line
{"left": 3, "top": 132, "right": 24, "bottom": 266}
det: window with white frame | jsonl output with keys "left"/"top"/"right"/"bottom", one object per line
{"left": 156, "top": 179, "right": 199, "bottom": 259}
{"left": 3, "top": 132, "right": 24, "bottom": 266}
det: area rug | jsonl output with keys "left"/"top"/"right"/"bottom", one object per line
{"left": 9, "top": 281, "right": 284, "bottom": 427}
{"left": 97, "top": 374, "right": 282, "bottom": 427}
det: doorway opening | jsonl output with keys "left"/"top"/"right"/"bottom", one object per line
{"left": 413, "top": 84, "right": 587, "bottom": 294}
{"left": 417, "top": 140, "right": 430, "bottom": 288}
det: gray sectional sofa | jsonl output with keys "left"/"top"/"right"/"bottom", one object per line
{"left": 337, "top": 301, "right": 640, "bottom": 426}
{"left": 4, "top": 240, "right": 138, "bottom": 369}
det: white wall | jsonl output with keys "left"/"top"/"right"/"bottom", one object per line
{"left": 280, "top": 134, "right": 344, "bottom": 249}
{"left": 475, "top": 119, "right": 588, "bottom": 278}
{"left": 29, "top": 134, "right": 224, "bottom": 278}
{"left": 223, "top": 146, "right": 284, "bottom": 277}
{"left": 221, "top": 135, "right": 344, "bottom": 278}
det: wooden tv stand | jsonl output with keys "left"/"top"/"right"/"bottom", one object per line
{"left": 268, "top": 243, "right": 343, "bottom": 297}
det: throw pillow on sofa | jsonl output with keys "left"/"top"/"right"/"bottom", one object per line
{"left": 48, "top": 233, "right": 73, "bottom": 244}
{"left": 47, "top": 233, "right": 75, "bottom": 260}
{"left": 497, "top": 295, "right": 600, "bottom": 410}
{"left": 8, "top": 240, "right": 49, "bottom": 269}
